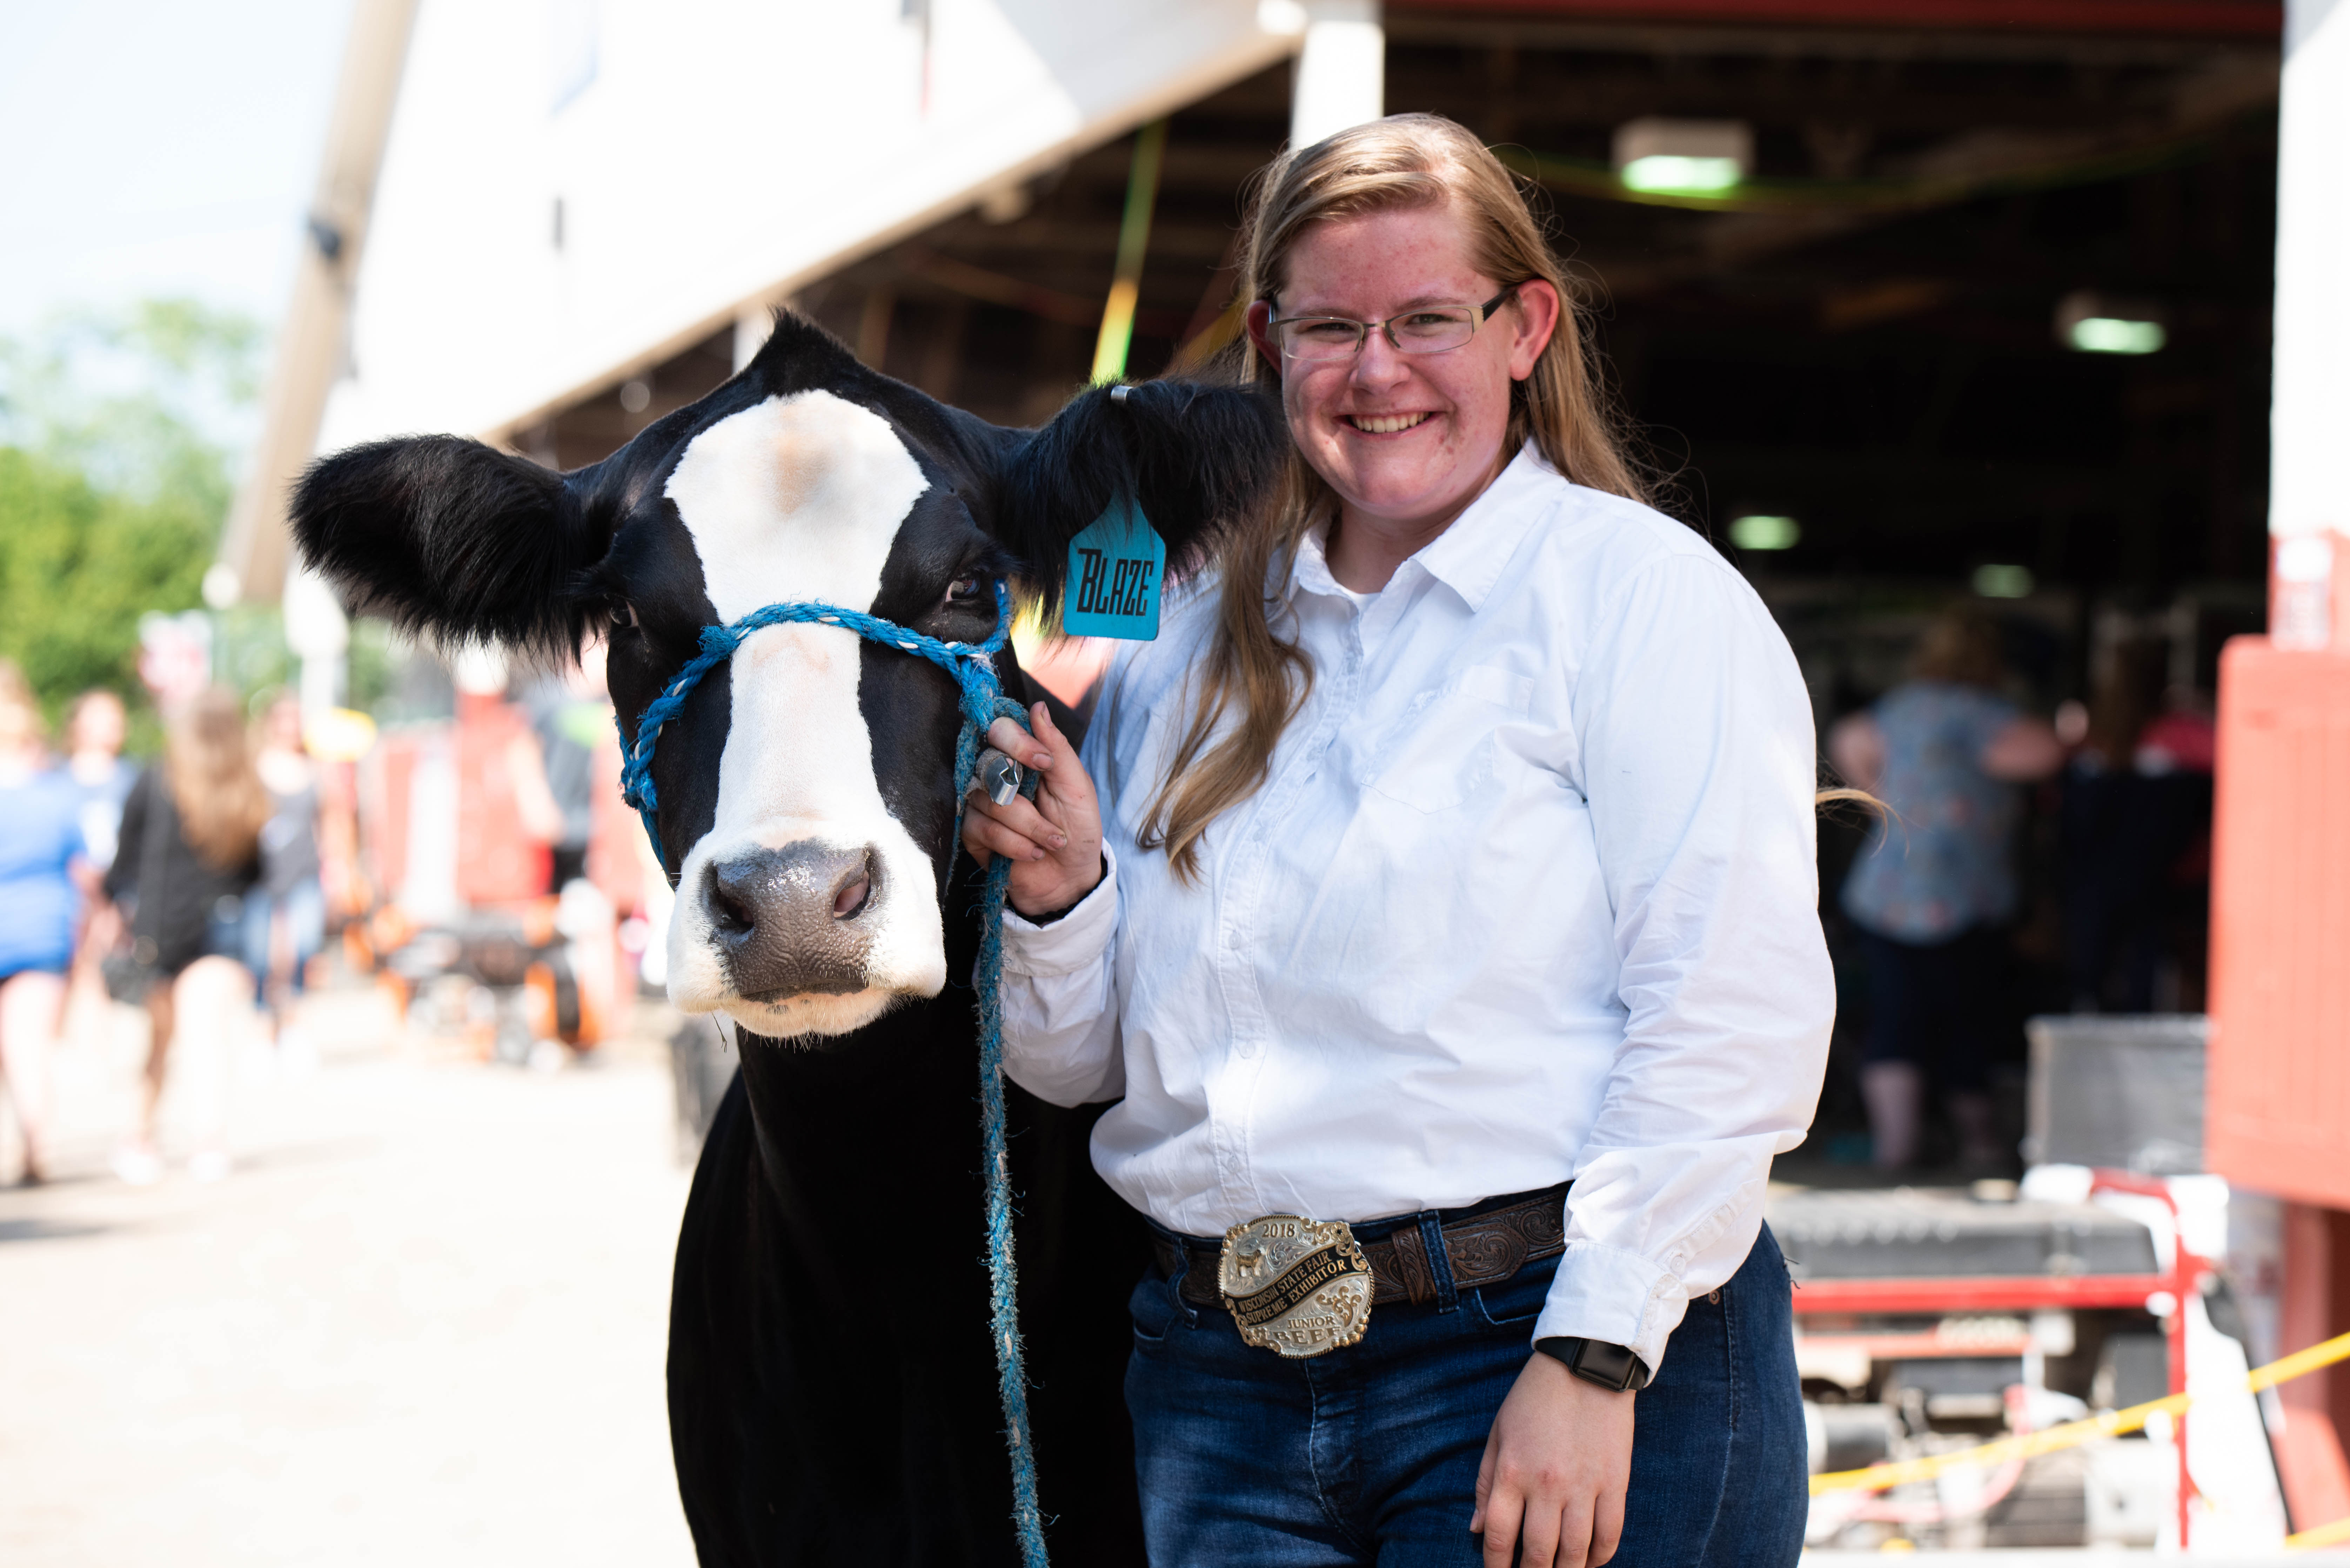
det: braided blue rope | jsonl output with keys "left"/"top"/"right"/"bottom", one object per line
{"left": 616, "top": 582, "right": 1050, "bottom": 1568}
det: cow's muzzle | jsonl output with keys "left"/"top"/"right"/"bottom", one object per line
{"left": 703, "top": 842, "right": 879, "bottom": 999}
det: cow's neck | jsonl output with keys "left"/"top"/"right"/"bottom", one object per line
{"left": 728, "top": 855, "right": 991, "bottom": 1271}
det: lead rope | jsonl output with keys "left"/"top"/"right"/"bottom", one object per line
{"left": 618, "top": 583, "right": 1050, "bottom": 1567}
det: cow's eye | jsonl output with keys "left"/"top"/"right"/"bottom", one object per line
{"left": 945, "top": 574, "right": 984, "bottom": 605}
{"left": 609, "top": 601, "right": 639, "bottom": 633}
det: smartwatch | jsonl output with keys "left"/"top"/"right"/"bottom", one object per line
{"left": 1535, "top": 1336, "right": 1651, "bottom": 1392}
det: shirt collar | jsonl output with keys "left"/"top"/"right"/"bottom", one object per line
{"left": 1409, "top": 443, "right": 1559, "bottom": 613}
{"left": 1279, "top": 444, "right": 1561, "bottom": 614}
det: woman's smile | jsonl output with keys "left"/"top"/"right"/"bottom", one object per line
{"left": 1344, "top": 411, "right": 1436, "bottom": 435}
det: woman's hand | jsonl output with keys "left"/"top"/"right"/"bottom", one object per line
{"left": 1471, "top": 1353, "right": 1635, "bottom": 1568}
{"left": 960, "top": 701, "right": 1105, "bottom": 919}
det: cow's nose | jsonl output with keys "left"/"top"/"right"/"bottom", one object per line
{"left": 703, "top": 842, "right": 879, "bottom": 999}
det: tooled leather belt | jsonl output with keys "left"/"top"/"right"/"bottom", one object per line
{"left": 1154, "top": 1184, "right": 1569, "bottom": 1311}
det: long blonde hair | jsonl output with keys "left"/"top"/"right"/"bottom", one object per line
{"left": 1139, "top": 114, "right": 1650, "bottom": 879}
{"left": 164, "top": 688, "right": 271, "bottom": 872}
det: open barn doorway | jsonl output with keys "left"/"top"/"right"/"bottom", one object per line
{"left": 518, "top": 9, "right": 2278, "bottom": 1178}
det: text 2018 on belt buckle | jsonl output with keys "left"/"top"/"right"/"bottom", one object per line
{"left": 1218, "top": 1214, "right": 1374, "bottom": 1358}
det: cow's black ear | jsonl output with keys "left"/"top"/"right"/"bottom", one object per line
{"left": 993, "top": 379, "right": 1286, "bottom": 617}
{"left": 292, "top": 435, "right": 609, "bottom": 657}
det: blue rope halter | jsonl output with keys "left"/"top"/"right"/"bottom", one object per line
{"left": 616, "top": 582, "right": 1051, "bottom": 1567}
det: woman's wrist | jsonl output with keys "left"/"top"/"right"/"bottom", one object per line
{"left": 1015, "top": 853, "right": 1106, "bottom": 924}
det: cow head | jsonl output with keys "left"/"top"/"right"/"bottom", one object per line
{"left": 294, "top": 314, "right": 1281, "bottom": 1041}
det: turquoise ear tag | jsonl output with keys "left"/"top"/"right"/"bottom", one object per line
{"left": 1063, "top": 494, "right": 1164, "bottom": 640}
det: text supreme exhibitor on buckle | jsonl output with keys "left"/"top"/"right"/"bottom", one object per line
{"left": 1218, "top": 1215, "right": 1376, "bottom": 1358}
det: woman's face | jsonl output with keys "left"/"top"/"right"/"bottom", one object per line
{"left": 1248, "top": 202, "right": 1559, "bottom": 539}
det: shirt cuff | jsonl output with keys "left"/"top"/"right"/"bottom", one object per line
{"left": 1532, "top": 1240, "right": 1690, "bottom": 1378}
{"left": 1000, "top": 843, "right": 1119, "bottom": 978}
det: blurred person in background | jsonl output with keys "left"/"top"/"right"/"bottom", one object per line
{"left": 247, "top": 690, "right": 324, "bottom": 1057}
{"left": 65, "top": 689, "right": 137, "bottom": 870}
{"left": 517, "top": 642, "right": 622, "bottom": 1050}
{"left": 523, "top": 643, "right": 610, "bottom": 895}
{"left": 64, "top": 689, "right": 139, "bottom": 1033}
{"left": 103, "top": 688, "right": 267, "bottom": 1185}
{"left": 1830, "top": 607, "right": 2065, "bottom": 1171}
{"left": 2059, "top": 646, "right": 2217, "bottom": 1014}
{"left": 0, "top": 662, "right": 86, "bottom": 1185}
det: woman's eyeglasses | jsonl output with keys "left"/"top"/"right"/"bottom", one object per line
{"left": 1267, "top": 287, "right": 1519, "bottom": 363}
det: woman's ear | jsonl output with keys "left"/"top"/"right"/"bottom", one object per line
{"left": 992, "top": 379, "right": 1287, "bottom": 620}
{"left": 1507, "top": 281, "right": 1563, "bottom": 382}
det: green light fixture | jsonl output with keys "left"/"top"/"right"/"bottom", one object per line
{"left": 1614, "top": 119, "right": 1752, "bottom": 197}
{"left": 2055, "top": 290, "right": 2167, "bottom": 356}
{"left": 1973, "top": 564, "right": 2034, "bottom": 599}
{"left": 1729, "top": 514, "right": 1801, "bottom": 550}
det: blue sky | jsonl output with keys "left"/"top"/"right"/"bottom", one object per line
{"left": 0, "top": 0, "right": 356, "bottom": 340}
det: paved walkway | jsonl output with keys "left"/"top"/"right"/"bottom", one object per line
{"left": 0, "top": 988, "right": 699, "bottom": 1567}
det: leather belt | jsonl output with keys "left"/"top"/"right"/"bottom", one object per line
{"left": 1154, "top": 1185, "right": 1568, "bottom": 1311}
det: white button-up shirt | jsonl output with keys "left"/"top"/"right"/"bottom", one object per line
{"left": 998, "top": 447, "right": 1833, "bottom": 1371}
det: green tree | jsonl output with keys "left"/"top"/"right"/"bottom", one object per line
{"left": 0, "top": 449, "right": 212, "bottom": 705}
{"left": 0, "top": 299, "right": 261, "bottom": 719}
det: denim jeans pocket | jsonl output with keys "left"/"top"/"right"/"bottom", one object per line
{"left": 1129, "top": 1269, "right": 1183, "bottom": 1347}
{"left": 1470, "top": 1259, "right": 1557, "bottom": 1330}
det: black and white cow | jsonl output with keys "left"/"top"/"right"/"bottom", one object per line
{"left": 291, "top": 313, "right": 1285, "bottom": 1566}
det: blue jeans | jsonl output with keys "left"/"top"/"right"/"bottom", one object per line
{"left": 1125, "top": 1223, "right": 1806, "bottom": 1567}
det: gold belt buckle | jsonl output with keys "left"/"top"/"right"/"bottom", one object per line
{"left": 1218, "top": 1214, "right": 1374, "bottom": 1359}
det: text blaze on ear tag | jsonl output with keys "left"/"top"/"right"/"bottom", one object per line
{"left": 1063, "top": 494, "right": 1164, "bottom": 641}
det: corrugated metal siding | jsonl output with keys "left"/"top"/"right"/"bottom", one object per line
{"left": 2208, "top": 638, "right": 2350, "bottom": 1208}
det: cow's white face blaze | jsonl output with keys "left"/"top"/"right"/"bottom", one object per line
{"left": 660, "top": 389, "right": 945, "bottom": 1037}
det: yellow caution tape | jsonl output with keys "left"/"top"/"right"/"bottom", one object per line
{"left": 1811, "top": 1328, "right": 2350, "bottom": 1496}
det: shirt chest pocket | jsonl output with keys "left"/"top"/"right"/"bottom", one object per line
{"left": 1360, "top": 663, "right": 1537, "bottom": 814}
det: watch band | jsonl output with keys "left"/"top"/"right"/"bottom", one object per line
{"left": 1535, "top": 1335, "right": 1650, "bottom": 1392}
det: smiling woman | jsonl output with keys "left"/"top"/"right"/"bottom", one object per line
{"left": 1155, "top": 115, "right": 1649, "bottom": 874}
{"left": 965, "top": 113, "right": 1832, "bottom": 1568}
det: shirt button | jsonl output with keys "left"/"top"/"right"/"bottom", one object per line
{"left": 1236, "top": 1038, "right": 1259, "bottom": 1059}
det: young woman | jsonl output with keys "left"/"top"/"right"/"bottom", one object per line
{"left": 0, "top": 663, "right": 85, "bottom": 1185}
{"left": 965, "top": 116, "right": 1834, "bottom": 1567}
{"left": 104, "top": 687, "right": 268, "bottom": 1184}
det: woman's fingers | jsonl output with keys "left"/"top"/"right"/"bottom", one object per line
{"left": 1470, "top": 1427, "right": 1498, "bottom": 1536}
{"left": 1590, "top": 1488, "right": 1625, "bottom": 1568}
{"left": 985, "top": 715, "right": 1052, "bottom": 773}
{"left": 1028, "top": 701, "right": 1080, "bottom": 773}
{"left": 962, "top": 809, "right": 1048, "bottom": 864}
{"left": 965, "top": 786, "right": 1068, "bottom": 852}
{"left": 1479, "top": 1481, "right": 1525, "bottom": 1568}
{"left": 1520, "top": 1499, "right": 1566, "bottom": 1568}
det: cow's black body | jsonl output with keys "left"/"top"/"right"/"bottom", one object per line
{"left": 670, "top": 899, "right": 1153, "bottom": 1564}
{"left": 290, "top": 314, "right": 1283, "bottom": 1566}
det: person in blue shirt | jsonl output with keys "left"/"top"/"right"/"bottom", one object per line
{"left": 1830, "top": 608, "right": 2064, "bottom": 1170}
{"left": 0, "top": 662, "right": 87, "bottom": 1185}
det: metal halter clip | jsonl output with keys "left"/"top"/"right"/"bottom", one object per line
{"left": 973, "top": 747, "right": 1039, "bottom": 807}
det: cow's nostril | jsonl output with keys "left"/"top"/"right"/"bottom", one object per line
{"left": 708, "top": 878, "right": 755, "bottom": 935}
{"left": 832, "top": 872, "right": 871, "bottom": 920}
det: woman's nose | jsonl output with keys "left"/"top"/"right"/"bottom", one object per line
{"left": 1349, "top": 329, "right": 1411, "bottom": 390}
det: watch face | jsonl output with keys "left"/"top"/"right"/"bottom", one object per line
{"left": 1572, "top": 1339, "right": 1645, "bottom": 1391}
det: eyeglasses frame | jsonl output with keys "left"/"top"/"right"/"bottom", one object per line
{"left": 1264, "top": 285, "right": 1522, "bottom": 362}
